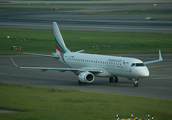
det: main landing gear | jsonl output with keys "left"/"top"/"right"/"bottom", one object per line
{"left": 109, "top": 77, "right": 118, "bottom": 83}
{"left": 78, "top": 80, "right": 83, "bottom": 85}
{"left": 133, "top": 78, "right": 139, "bottom": 87}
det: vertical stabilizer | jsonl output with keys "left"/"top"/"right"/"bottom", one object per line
{"left": 53, "top": 22, "right": 71, "bottom": 54}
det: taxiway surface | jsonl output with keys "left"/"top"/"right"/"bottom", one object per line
{"left": 0, "top": 3, "right": 172, "bottom": 33}
{"left": 0, "top": 55, "right": 171, "bottom": 100}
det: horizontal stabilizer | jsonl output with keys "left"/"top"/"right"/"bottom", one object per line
{"left": 23, "top": 52, "right": 60, "bottom": 58}
{"left": 74, "top": 50, "right": 84, "bottom": 53}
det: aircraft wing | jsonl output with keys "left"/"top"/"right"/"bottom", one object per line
{"left": 144, "top": 50, "right": 163, "bottom": 64}
{"left": 10, "top": 57, "right": 102, "bottom": 73}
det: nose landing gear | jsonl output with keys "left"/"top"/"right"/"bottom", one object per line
{"left": 134, "top": 80, "right": 138, "bottom": 87}
{"left": 133, "top": 78, "right": 139, "bottom": 87}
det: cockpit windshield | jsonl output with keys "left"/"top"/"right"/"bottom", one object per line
{"left": 131, "top": 63, "right": 145, "bottom": 67}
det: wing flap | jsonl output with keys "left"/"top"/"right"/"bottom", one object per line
{"left": 82, "top": 68, "right": 103, "bottom": 73}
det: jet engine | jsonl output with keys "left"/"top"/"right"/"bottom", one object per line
{"left": 78, "top": 72, "right": 95, "bottom": 83}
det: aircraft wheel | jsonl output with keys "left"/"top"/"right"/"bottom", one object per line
{"left": 109, "top": 77, "right": 118, "bottom": 83}
{"left": 134, "top": 82, "right": 138, "bottom": 87}
{"left": 114, "top": 77, "right": 118, "bottom": 83}
{"left": 109, "top": 77, "right": 114, "bottom": 83}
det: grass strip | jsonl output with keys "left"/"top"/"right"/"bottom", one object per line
{"left": 2, "top": 3, "right": 152, "bottom": 7}
{"left": 0, "top": 28, "right": 172, "bottom": 54}
{"left": 0, "top": 1, "right": 10, "bottom": 3}
{"left": 0, "top": 7, "right": 85, "bottom": 11}
{"left": 87, "top": 9, "right": 172, "bottom": 15}
{"left": 5, "top": 0, "right": 112, "bottom": 1}
{"left": 0, "top": 7, "right": 53, "bottom": 11}
{"left": 0, "top": 83, "right": 171, "bottom": 120}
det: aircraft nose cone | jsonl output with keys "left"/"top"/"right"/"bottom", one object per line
{"left": 144, "top": 69, "right": 149, "bottom": 77}
{"left": 140, "top": 67, "right": 149, "bottom": 77}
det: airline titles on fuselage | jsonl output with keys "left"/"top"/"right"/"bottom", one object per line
{"left": 66, "top": 55, "right": 125, "bottom": 68}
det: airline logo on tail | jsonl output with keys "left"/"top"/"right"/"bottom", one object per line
{"left": 53, "top": 22, "right": 71, "bottom": 62}
{"left": 53, "top": 22, "right": 71, "bottom": 54}
{"left": 55, "top": 37, "right": 66, "bottom": 54}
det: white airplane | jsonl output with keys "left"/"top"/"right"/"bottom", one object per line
{"left": 11, "top": 22, "right": 163, "bottom": 87}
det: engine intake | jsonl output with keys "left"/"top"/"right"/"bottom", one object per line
{"left": 78, "top": 72, "right": 95, "bottom": 83}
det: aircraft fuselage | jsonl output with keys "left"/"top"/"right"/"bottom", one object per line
{"left": 62, "top": 52, "right": 149, "bottom": 79}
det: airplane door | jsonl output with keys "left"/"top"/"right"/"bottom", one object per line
{"left": 123, "top": 61, "right": 130, "bottom": 73}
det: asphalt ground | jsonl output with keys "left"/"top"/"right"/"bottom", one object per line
{"left": 4, "top": 0, "right": 172, "bottom": 4}
{"left": 1, "top": 12, "right": 172, "bottom": 33}
{"left": 0, "top": 54, "right": 171, "bottom": 100}
{"left": 0, "top": 3, "right": 172, "bottom": 33}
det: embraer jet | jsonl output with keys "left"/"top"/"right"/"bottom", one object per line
{"left": 11, "top": 22, "right": 163, "bottom": 87}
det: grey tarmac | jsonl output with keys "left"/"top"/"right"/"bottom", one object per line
{"left": 5, "top": 0, "right": 172, "bottom": 4}
{"left": 0, "top": 1, "right": 172, "bottom": 33}
{"left": 0, "top": 54, "right": 171, "bottom": 100}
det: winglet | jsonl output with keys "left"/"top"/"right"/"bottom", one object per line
{"left": 159, "top": 50, "right": 163, "bottom": 61}
{"left": 10, "top": 57, "right": 20, "bottom": 68}
{"left": 144, "top": 50, "right": 163, "bottom": 64}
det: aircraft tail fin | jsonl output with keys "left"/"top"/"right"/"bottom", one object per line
{"left": 53, "top": 22, "right": 71, "bottom": 54}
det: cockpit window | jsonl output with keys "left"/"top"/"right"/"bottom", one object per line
{"left": 131, "top": 63, "right": 136, "bottom": 67}
{"left": 131, "top": 63, "right": 145, "bottom": 67}
{"left": 136, "top": 63, "right": 145, "bottom": 67}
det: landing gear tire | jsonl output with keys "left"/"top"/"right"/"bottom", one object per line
{"left": 134, "top": 81, "right": 138, "bottom": 87}
{"left": 114, "top": 77, "right": 118, "bottom": 83}
{"left": 109, "top": 77, "right": 118, "bottom": 83}
{"left": 109, "top": 77, "right": 113, "bottom": 83}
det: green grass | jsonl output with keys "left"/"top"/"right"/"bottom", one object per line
{"left": 0, "top": 7, "right": 85, "bottom": 11}
{"left": 0, "top": 1, "right": 10, "bottom": 3}
{"left": 0, "top": 7, "right": 53, "bottom": 11}
{"left": 0, "top": 83, "right": 171, "bottom": 120}
{"left": 3, "top": 3, "right": 153, "bottom": 7}
{"left": 87, "top": 9, "right": 172, "bottom": 15}
{"left": 7, "top": 0, "right": 111, "bottom": 1}
{"left": 0, "top": 28, "right": 172, "bottom": 54}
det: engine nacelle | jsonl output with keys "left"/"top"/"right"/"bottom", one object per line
{"left": 78, "top": 72, "right": 95, "bottom": 83}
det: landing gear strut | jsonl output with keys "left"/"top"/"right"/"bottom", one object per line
{"left": 78, "top": 80, "right": 87, "bottom": 85}
{"left": 132, "top": 78, "right": 139, "bottom": 87}
{"left": 109, "top": 77, "right": 118, "bottom": 83}
{"left": 134, "top": 81, "right": 138, "bottom": 87}
{"left": 78, "top": 80, "right": 82, "bottom": 85}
